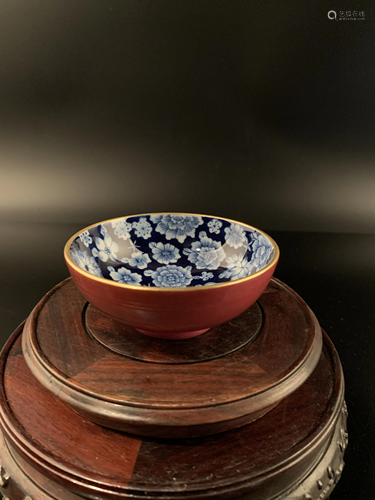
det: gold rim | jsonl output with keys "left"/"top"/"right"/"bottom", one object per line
{"left": 63, "top": 212, "right": 280, "bottom": 292}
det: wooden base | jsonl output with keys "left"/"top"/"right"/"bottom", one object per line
{"left": 85, "top": 299, "right": 262, "bottom": 363}
{"left": 0, "top": 323, "right": 346, "bottom": 499}
{"left": 21, "top": 278, "right": 322, "bottom": 438}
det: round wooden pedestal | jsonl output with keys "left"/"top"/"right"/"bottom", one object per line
{"left": 21, "top": 278, "right": 322, "bottom": 438}
{"left": 0, "top": 320, "right": 346, "bottom": 499}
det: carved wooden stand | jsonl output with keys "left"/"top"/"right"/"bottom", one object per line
{"left": 0, "top": 278, "right": 347, "bottom": 499}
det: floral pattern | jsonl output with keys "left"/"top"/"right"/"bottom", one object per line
{"left": 150, "top": 242, "right": 180, "bottom": 264}
{"left": 249, "top": 233, "right": 274, "bottom": 272}
{"left": 122, "top": 251, "right": 151, "bottom": 269}
{"left": 183, "top": 232, "right": 225, "bottom": 270}
{"left": 108, "top": 266, "right": 142, "bottom": 285}
{"left": 71, "top": 249, "right": 102, "bottom": 277}
{"left": 112, "top": 219, "right": 132, "bottom": 240}
{"left": 207, "top": 219, "right": 222, "bottom": 234}
{"left": 150, "top": 214, "right": 203, "bottom": 243}
{"left": 70, "top": 214, "right": 275, "bottom": 288}
{"left": 201, "top": 272, "right": 214, "bottom": 281}
{"left": 146, "top": 265, "right": 193, "bottom": 288}
{"left": 224, "top": 223, "right": 248, "bottom": 249}
{"left": 92, "top": 232, "right": 119, "bottom": 262}
{"left": 219, "top": 254, "right": 255, "bottom": 281}
{"left": 133, "top": 217, "right": 152, "bottom": 239}
{"left": 79, "top": 230, "right": 92, "bottom": 248}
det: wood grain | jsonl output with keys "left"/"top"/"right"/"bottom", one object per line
{"left": 0, "top": 323, "right": 345, "bottom": 499}
{"left": 21, "top": 278, "right": 322, "bottom": 437}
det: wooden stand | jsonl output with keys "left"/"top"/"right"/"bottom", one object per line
{"left": 0, "top": 279, "right": 347, "bottom": 499}
{"left": 21, "top": 278, "right": 322, "bottom": 438}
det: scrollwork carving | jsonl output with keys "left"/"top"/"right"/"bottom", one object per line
{"left": 288, "top": 401, "right": 348, "bottom": 500}
{"left": 337, "top": 425, "right": 349, "bottom": 454}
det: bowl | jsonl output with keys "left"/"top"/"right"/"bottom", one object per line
{"left": 64, "top": 213, "right": 279, "bottom": 339}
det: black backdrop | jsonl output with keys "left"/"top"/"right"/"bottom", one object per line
{"left": 1, "top": 1, "right": 375, "bottom": 498}
{"left": 1, "top": 0, "right": 375, "bottom": 230}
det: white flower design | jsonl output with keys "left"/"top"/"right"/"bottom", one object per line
{"left": 207, "top": 219, "right": 222, "bottom": 234}
{"left": 71, "top": 249, "right": 102, "bottom": 277}
{"left": 133, "top": 217, "right": 152, "bottom": 239}
{"left": 108, "top": 266, "right": 142, "bottom": 285}
{"left": 150, "top": 214, "right": 203, "bottom": 243}
{"left": 79, "top": 230, "right": 92, "bottom": 248}
{"left": 183, "top": 232, "right": 226, "bottom": 270}
{"left": 219, "top": 254, "right": 254, "bottom": 281}
{"left": 149, "top": 242, "right": 180, "bottom": 264}
{"left": 71, "top": 216, "right": 273, "bottom": 289}
{"left": 249, "top": 233, "right": 274, "bottom": 272}
{"left": 224, "top": 223, "right": 248, "bottom": 249}
{"left": 111, "top": 219, "right": 132, "bottom": 240}
{"left": 146, "top": 265, "right": 193, "bottom": 287}
{"left": 122, "top": 251, "right": 151, "bottom": 269}
{"left": 201, "top": 271, "right": 214, "bottom": 281}
{"left": 92, "top": 232, "right": 119, "bottom": 262}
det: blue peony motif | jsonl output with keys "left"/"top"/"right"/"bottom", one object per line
{"left": 147, "top": 265, "right": 193, "bottom": 287}
{"left": 122, "top": 251, "right": 151, "bottom": 269}
{"left": 71, "top": 249, "right": 102, "bottom": 277}
{"left": 224, "top": 223, "right": 248, "bottom": 249}
{"left": 107, "top": 266, "right": 142, "bottom": 285}
{"left": 150, "top": 214, "right": 203, "bottom": 243}
{"left": 249, "top": 233, "right": 274, "bottom": 272}
{"left": 111, "top": 219, "right": 132, "bottom": 240}
{"left": 183, "top": 232, "right": 226, "bottom": 270}
{"left": 149, "top": 242, "right": 180, "bottom": 264}
{"left": 132, "top": 217, "right": 152, "bottom": 239}
{"left": 72, "top": 215, "right": 274, "bottom": 288}
{"left": 79, "top": 230, "right": 92, "bottom": 248}
{"left": 92, "top": 231, "right": 119, "bottom": 262}
{"left": 207, "top": 219, "right": 222, "bottom": 235}
{"left": 219, "top": 254, "right": 254, "bottom": 281}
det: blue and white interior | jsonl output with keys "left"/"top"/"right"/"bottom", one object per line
{"left": 70, "top": 214, "right": 275, "bottom": 287}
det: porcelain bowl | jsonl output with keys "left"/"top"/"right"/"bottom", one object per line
{"left": 64, "top": 213, "right": 279, "bottom": 339}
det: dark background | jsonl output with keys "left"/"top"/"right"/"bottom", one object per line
{"left": 0, "top": 1, "right": 374, "bottom": 498}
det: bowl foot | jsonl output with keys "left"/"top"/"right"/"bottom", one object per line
{"left": 135, "top": 328, "right": 210, "bottom": 340}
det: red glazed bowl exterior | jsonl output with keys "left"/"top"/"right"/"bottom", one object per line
{"left": 64, "top": 214, "right": 279, "bottom": 339}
